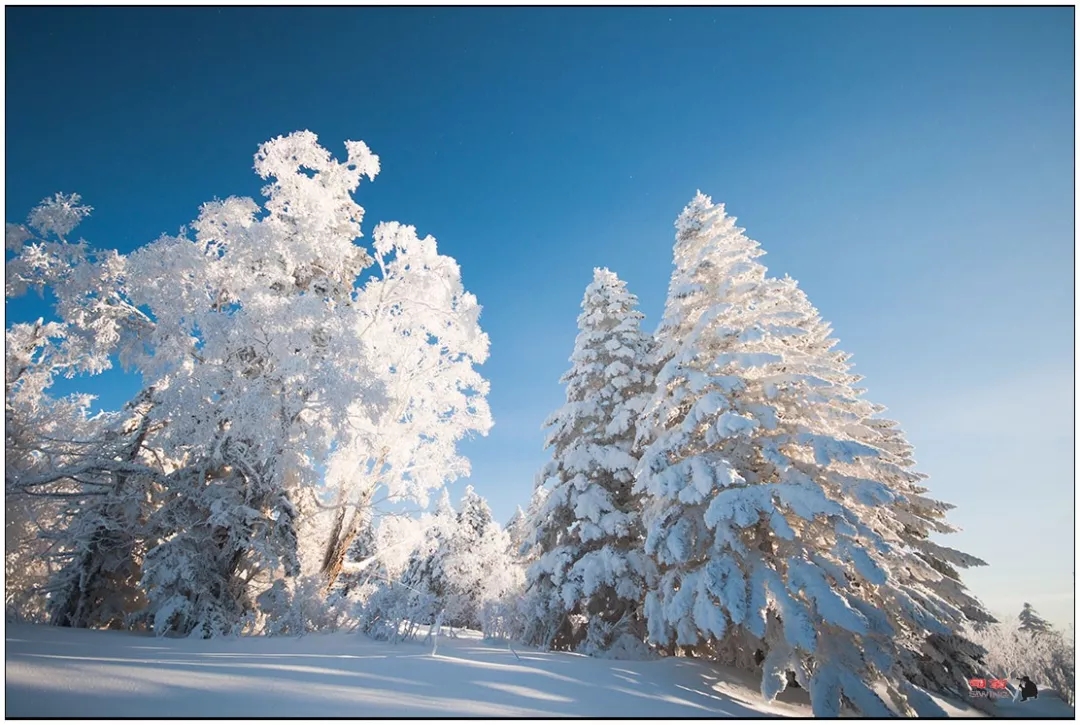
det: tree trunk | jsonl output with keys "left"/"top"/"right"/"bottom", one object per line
{"left": 319, "top": 487, "right": 375, "bottom": 591}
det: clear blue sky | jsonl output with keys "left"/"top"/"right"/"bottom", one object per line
{"left": 6, "top": 7, "right": 1074, "bottom": 627}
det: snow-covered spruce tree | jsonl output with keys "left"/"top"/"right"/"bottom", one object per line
{"left": 773, "top": 275, "right": 994, "bottom": 699}
{"left": 443, "top": 486, "right": 496, "bottom": 628}
{"left": 505, "top": 505, "right": 528, "bottom": 555}
{"left": 635, "top": 193, "right": 989, "bottom": 716}
{"left": 5, "top": 132, "right": 491, "bottom": 636}
{"left": 383, "top": 487, "right": 521, "bottom": 634}
{"left": 1019, "top": 602, "right": 1052, "bottom": 634}
{"left": 514, "top": 486, "right": 561, "bottom": 646}
{"left": 524, "top": 268, "right": 654, "bottom": 653}
{"left": 443, "top": 486, "right": 522, "bottom": 632}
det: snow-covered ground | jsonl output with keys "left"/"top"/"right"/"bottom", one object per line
{"left": 2, "top": 622, "right": 1065, "bottom": 718}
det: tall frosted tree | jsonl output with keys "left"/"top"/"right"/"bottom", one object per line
{"left": 773, "top": 274, "right": 993, "bottom": 698}
{"left": 525, "top": 268, "right": 655, "bottom": 653}
{"left": 635, "top": 193, "right": 989, "bottom": 716}
{"left": 5, "top": 131, "right": 491, "bottom": 636}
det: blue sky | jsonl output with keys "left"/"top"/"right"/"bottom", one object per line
{"left": 6, "top": 7, "right": 1074, "bottom": 626}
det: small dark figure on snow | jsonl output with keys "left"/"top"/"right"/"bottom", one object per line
{"left": 1019, "top": 676, "right": 1039, "bottom": 701}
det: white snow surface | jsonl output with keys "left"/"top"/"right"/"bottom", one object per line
{"left": 3, "top": 622, "right": 1011, "bottom": 718}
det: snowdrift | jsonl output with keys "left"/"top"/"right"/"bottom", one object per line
{"left": 3, "top": 623, "right": 1050, "bottom": 718}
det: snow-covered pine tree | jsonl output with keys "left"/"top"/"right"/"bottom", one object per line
{"left": 393, "top": 490, "right": 457, "bottom": 630}
{"left": 445, "top": 486, "right": 522, "bottom": 632}
{"left": 444, "top": 486, "right": 495, "bottom": 628}
{"left": 1019, "top": 602, "right": 1053, "bottom": 634}
{"left": 505, "top": 505, "right": 528, "bottom": 556}
{"left": 635, "top": 193, "right": 989, "bottom": 717}
{"left": 524, "top": 268, "right": 654, "bottom": 653}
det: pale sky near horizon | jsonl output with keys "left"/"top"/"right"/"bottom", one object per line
{"left": 6, "top": 7, "right": 1074, "bottom": 627}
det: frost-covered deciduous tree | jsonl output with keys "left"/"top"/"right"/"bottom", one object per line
{"left": 45, "top": 395, "right": 161, "bottom": 630}
{"left": 310, "top": 217, "right": 492, "bottom": 591}
{"left": 5, "top": 311, "right": 161, "bottom": 627}
{"left": 525, "top": 268, "right": 654, "bottom": 653}
{"left": 635, "top": 193, "right": 990, "bottom": 716}
{"left": 5, "top": 131, "right": 492, "bottom": 636}
{"left": 5, "top": 224, "right": 144, "bottom": 622}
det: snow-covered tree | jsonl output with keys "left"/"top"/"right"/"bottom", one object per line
{"left": 333, "top": 510, "right": 380, "bottom": 597}
{"left": 45, "top": 395, "right": 160, "bottom": 630}
{"left": 525, "top": 268, "right": 654, "bottom": 653}
{"left": 445, "top": 486, "right": 522, "bottom": 632}
{"left": 505, "top": 505, "right": 528, "bottom": 555}
{"left": 772, "top": 276, "right": 994, "bottom": 698}
{"left": 360, "top": 487, "right": 520, "bottom": 639}
{"left": 310, "top": 217, "right": 492, "bottom": 591}
{"left": 5, "top": 131, "right": 491, "bottom": 636}
{"left": 362, "top": 491, "right": 456, "bottom": 639}
{"left": 5, "top": 311, "right": 162, "bottom": 628}
{"left": 1019, "top": 602, "right": 1053, "bottom": 634}
{"left": 4, "top": 310, "right": 122, "bottom": 621}
{"left": 395, "top": 487, "right": 520, "bottom": 631}
{"left": 635, "top": 193, "right": 990, "bottom": 716}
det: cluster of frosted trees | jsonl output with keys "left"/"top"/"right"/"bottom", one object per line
{"left": 351, "top": 486, "right": 523, "bottom": 641}
{"left": 520, "top": 193, "right": 998, "bottom": 716}
{"left": 969, "top": 603, "right": 1075, "bottom": 705}
{"left": 5, "top": 132, "right": 495, "bottom": 637}
{"left": 5, "top": 130, "right": 1023, "bottom": 715}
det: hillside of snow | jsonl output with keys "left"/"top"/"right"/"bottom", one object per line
{"left": 4, "top": 622, "right": 1030, "bottom": 718}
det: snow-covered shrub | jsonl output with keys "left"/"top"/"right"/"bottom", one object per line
{"left": 480, "top": 595, "right": 526, "bottom": 642}
{"left": 358, "top": 580, "right": 438, "bottom": 642}
{"left": 256, "top": 575, "right": 359, "bottom": 636}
